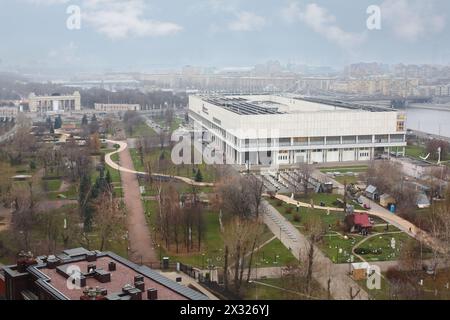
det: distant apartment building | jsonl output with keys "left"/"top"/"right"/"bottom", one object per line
{"left": 94, "top": 103, "right": 141, "bottom": 112}
{"left": 329, "top": 78, "right": 420, "bottom": 97}
{"left": 189, "top": 95, "right": 407, "bottom": 166}
{"left": 417, "top": 85, "right": 450, "bottom": 97}
{"left": 0, "top": 248, "right": 207, "bottom": 301}
{"left": 28, "top": 92, "right": 81, "bottom": 113}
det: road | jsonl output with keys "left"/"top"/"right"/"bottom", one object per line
{"left": 104, "top": 139, "right": 214, "bottom": 187}
{"left": 117, "top": 141, "right": 158, "bottom": 266}
{"left": 144, "top": 117, "right": 162, "bottom": 135}
{"left": 262, "top": 199, "right": 369, "bottom": 300}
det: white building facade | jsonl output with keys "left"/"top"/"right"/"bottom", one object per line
{"left": 188, "top": 95, "right": 407, "bottom": 166}
{"left": 94, "top": 103, "right": 141, "bottom": 112}
{"left": 28, "top": 92, "right": 81, "bottom": 113}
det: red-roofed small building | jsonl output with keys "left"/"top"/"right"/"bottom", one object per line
{"left": 345, "top": 213, "right": 373, "bottom": 236}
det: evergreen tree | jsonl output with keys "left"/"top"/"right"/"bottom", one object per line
{"left": 81, "top": 114, "right": 88, "bottom": 126}
{"left": 105, "top": 170, "right": 112, "bottom": 186}
{"left": 78, "top": 174, "right": 93, "bottom": 231}
{"left": 54, "top": 115, "right": 63, "bottom": 129}
{"left": 195, "top": 169, "right": 203, "bottom": 182}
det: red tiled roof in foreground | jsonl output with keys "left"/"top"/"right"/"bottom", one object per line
{"left": 39, "top": 256, "right": 187, "bottom": 300}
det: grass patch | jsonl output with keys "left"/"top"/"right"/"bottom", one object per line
{"left": 42, "top": 179, "right": 62, "bottom": 192}
{"left": 320, "top": 166, "right": 368, "bottom": 173}
{"left": 129, "top": 122, "right": 158, "bottom": 138}
{"left": 130, "top": 147, "right": 217, "bottom": 183}
{"left": 254, "top": 238, "right": 297, "bottom": 267}
{"left": 405, "top": 145, "right": 427, "bottom": 159}
{"left": 144, "top": 200, "right": 296, "bottom": 269}
{"left": 243, "top": 277, "right": 327, "bottom": 300}
{"left": 47, "top": 183, "right": 78, "bottom": 200}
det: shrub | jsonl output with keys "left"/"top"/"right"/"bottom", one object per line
{"left": 276, "top": 201, "right": 283, "bottom": 207}
{"left": 285, "top": 207, "right": 293, "bottom": 214}
{"left": 293, "top": 213, "right": 301, "bottom": 222}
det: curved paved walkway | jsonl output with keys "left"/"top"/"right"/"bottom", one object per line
{"left": 272, "top": 194, "right": 445, "bottom": 254}
{"left": 105, "top": 140, "right": 214, "bottom": 187}
{"left": 262, "top": 199, "right": 369, "bottom": 300}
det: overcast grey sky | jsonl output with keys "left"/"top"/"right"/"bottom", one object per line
{"left": 0, "top": 0, "right": 449, "bottom": 73}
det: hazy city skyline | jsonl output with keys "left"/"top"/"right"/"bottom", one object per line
{"left": 0, "top": 0, "right": 449, "bottom": 75}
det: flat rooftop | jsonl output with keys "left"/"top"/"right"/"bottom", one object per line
{"left": 41, "top": 257, "right": 189, "bottom": 300}
{"left": 203, "top": 97, "right": 285, "bottom": 115}
{"left": 200, "top": 95, "right": 396, "bottom": 116}
{"left": 8, "top": 248, "right": 207, "bottom": 301}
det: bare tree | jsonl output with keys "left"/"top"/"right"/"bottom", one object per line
{"left": 302, "top": 214, "right": 325, "bottom": 295}
{"left": 93, "top": 190, "right": 126, "bottom": 251}
{"left": 222, "top": 217, "right": 263, "bottom": 296}
{"left": 297, "top": 162, "right": 314, "bottom": 196}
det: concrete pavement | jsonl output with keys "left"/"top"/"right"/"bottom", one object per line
{"left": 104, "top": 139, "right": 214, "bottom": 187}
{"left": 262, "top": 199, "right": 369, "bottom": 300}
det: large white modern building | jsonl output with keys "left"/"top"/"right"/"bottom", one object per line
{"left": 28, "top": 92, "right": 81, "bottom": 113}
{"left": 188, "top": 95, "right": 407, "bottom": 166}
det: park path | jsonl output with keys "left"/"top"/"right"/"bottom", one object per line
{"left": 262, "top": 199, "right": 369, "bottom": 300}
{"left": 105, "top": 139, "right": 214, "bottom": 187}
{"left": 272, "top": 193, "right": 445, "bottom": 254}
{"left": 117, "top": 141, "right": 157, "bottom": 266}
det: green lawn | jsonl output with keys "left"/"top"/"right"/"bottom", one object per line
{"left": 144, "top": 200, "right": 224, "bottom": 267}
{"left": 320, "top": 166, "right": 368, "bottom": 173}
{"left": 154, "top": 117, "right": 182, "bottom": 133}
{"left": 320, "top": 166, "right": 367, "bottom": 185}
{"left": 47, "top": 183, "right": 78, "bottom": 200}
{"left": 267, "top": 197, "right": 346, "bottom": 233}
{"left": 243, "top": 277, "right": 328, "bottom": 300}
{"left": 42, "top": 179, "right": 62, "bottom": 192}
{"left": 406, "top": 144, "right": 450, "bottom": 162}
{"left": 406, "top": 145, "right": 427, "bottom": 159}
{"left": 130, "top": 147, "right": 217, "bottom": 183}
{"left": 144, "top": 200, "right": 296, "bottom": 269}
{"left": 354, "top": 232, "right": 432, "bottom": 262}
{"left": 320, "top": 233, "right": 363, "bottom": 263}
{"left": 254, "top": 238, "right": 298, "bottom": 267}
{"left": 130, "top": 122, "right": 158, "bottom": 138}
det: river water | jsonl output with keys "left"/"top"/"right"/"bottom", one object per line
{"left": 406, "top": 108, "right": 450, "bottom": 138}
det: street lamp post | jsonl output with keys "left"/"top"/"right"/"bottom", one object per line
{"left": 202, "top": 253, "right": 205, "bottom": 270}
{"left": 158, "top": 244, "right": 162, "bottom": 263}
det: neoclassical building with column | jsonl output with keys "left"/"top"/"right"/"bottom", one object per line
{"left": 28, "top": 91, "right": 81, "bottom": 113}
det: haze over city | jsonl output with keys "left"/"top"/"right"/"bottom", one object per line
{"left": 1, "top": 0, "right": 450, "bottom": 75}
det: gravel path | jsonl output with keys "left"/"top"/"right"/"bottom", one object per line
{"left": 118, "top": 143, "right": 158, "bottom": 266}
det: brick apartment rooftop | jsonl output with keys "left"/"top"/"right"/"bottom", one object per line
{"left": 0, "top": 248, "right": 208, "bottom": 301}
